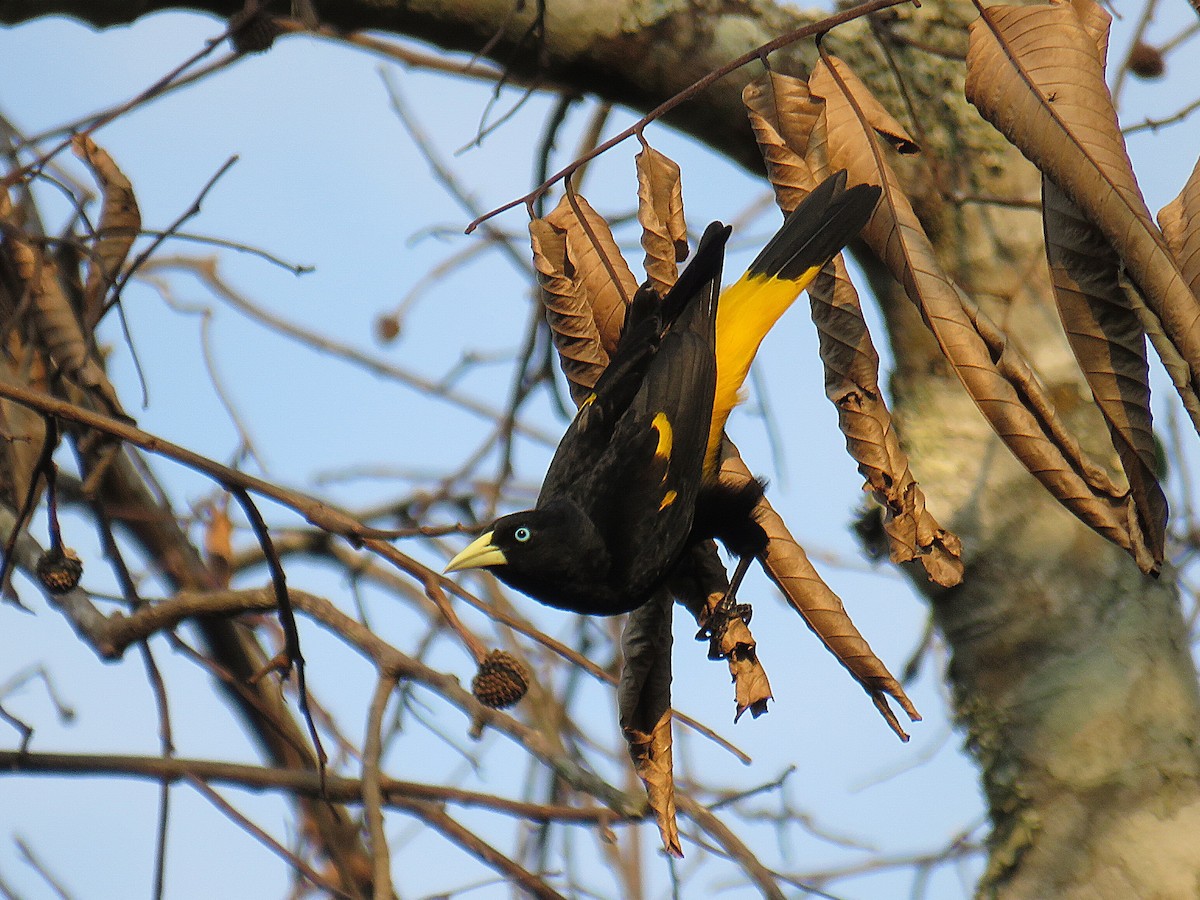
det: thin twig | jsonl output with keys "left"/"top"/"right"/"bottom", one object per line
{"left": 140, "top": 255, "right": 556, "bottom": 445}
{"left": 183, "top": 775, "right": 352, "bottom": 898}
{"left": 107, "top": 155, "right": 238, "bottom": 312}
{"left": 5, "top": 29, "right": 240, "bottom": 189}
{"left": 1122, "top": 95, "right": 1200, "bottom": 135}
{"left": 465, "top": 0, "right": 918, "bottom": 233}
{"left": 1112, "top": 0, "right": 1162, "bottom": 108}
{"left": 14, "top": 837, "right": 72, "bottom": 900}
{"left": 362, "top": 675, "right": 398, "bottom": 900}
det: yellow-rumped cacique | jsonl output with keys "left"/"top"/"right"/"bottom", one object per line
{"left": 445, "top": 171, "right": 881, "bottom": 616}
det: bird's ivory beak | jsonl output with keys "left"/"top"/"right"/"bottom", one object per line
{"left": 444, "top": 531, "right": 508, "bottom": 573}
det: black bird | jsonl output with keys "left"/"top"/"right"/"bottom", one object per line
{"left": 445, "top": 171, "right": 882, "bottom": 616}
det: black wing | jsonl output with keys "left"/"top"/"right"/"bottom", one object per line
{"left": 538, "top": 223, "right": 731, "bottom": 504}
{"left": 560, "top": 225, "right": 728, "bottom": 597}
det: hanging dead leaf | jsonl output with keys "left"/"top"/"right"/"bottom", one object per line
{"left": 1159, "top": 157, "right": 1200, "bottom": 301}
{"left": 546, "top": 191, "right": 638, "bottom": 355}
{"left": 635, "top": 145, "right": 687, "bottom": 297}
{"left": 739, "top": 71, "right": 959, "bottom": 583}
{"left": 1043, "top": 178, "right": 1166, "bottom": 564}
{"left": 1069, "top": 0, "right": 1111, "bottom": 59}
{"left": 743, "top": 72, "right": 825, "bottom": 212}
{"left": 811, "top": 56, "right": 919, "bottom": 156}
{"left": 718, "top": 447, "right": 919, "bottom": 739}
{"left": 810, "top": 54, "right": 1154, "bottom": 573}
{"left": 8, "top": 237, "right": 124, "bottom": 416}
{"left": 668, "top": 540, "right": 774, "bottom": 721}
{"left": 618, "top": 591, "right": 681, "bottom": 857}
{"left": 0, "top": 244, "right": 47, "bottom": 510}
{"left": 528, "top": 217, "right": 610, "bottom": 403}
{"left": 808, "top": 261, "right": 964, "bottom": 585}
{"left": 204, "top": 496, "right": 234, "bottom": 588}
{"left": 965, "top": 0, "right": 1200, "bottom": 434}
{"left": 72, "top": 134, "right": 140, "bottom": 329}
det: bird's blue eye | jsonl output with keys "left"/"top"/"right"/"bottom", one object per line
{"left": 514, "top": 527, "right": 531, "bottom": 542}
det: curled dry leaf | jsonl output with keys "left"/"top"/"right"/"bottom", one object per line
{"left": 528, "top": 217, "right": 610, "bottom": 403}
{"left": 668, "top": 540, "right": 774, "bottom": 721}
{"left": 1159, "top": 156, "right": 1200, "bottom": 301}
{"left": 719, "top": 447, "right": 919, "bottom": 740}
{"left": 809, "top": 262, "right": 964, "bottom": 586}
{"left": 1069, "top": 0, "right": 1112, "bottom": 58}
{"left": 8, "top": 237, "right": 124, "bottom": 416}
{"left": 809, "top": 57, "right": 919, "bottom": 156}
{"left": 204, "top": 497, "right": 235, "bottom": 587}
{"left": 635, "top": 145, "right": 687, "bottom": 297}
{"left": 965, "top": 0, "right": 1200, "bottom": 435}
{"left": 743, "top": 68, "right": 960, "bottom": 585}
{"left": 743, "top": 72, "right": 826, "bottom": 212}
{"left": 72, "top": 134, "right": 140, "bottom": 329}
{"left": 545, "top": 191, "right": 638, "bottom": 355}
{"left": 1043, "top": 178, "right": 1166, "bottom": 565}
{"left": 619, "top": 591, "right": 682, "bottom": 857}
{"left": 0, "top": 210, "right": 47, "bottom": 510}
{"left": 810, "top": 54, "right": 1153, "bottom": 573}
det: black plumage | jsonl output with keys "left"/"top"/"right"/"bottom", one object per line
{"left": 446, "top": 172, "right": 882, "bottom": 616}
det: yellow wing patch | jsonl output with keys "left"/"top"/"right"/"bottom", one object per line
{"left": 659, "top": 489, "right": 677, "bottom": 511}
{"left": 651, "top": 412, "right": 673, "bottom": 465}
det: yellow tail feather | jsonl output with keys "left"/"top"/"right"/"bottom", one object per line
{"left": 704, "top": 264, "right": 824, "bottom": 474}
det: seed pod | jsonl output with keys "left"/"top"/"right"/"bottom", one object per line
{"left": 36, "top": 548, "right": 83, "bottom": 594}
{"left": 1128, "top": 42, "right": 1165, "bottom": 80}
{"left": 471, "top": 650, "right": 529, "bottom": 709}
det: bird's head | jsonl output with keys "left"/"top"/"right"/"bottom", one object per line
{"left": 443, "top": 503, "right": 612, "bottom": 612}
{"left": 444, "top": 513, "right": 544, "bottom": 575}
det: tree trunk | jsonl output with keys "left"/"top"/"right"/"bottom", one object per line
{"left": 7, "top": 0, "right": 1200, "bottom": 895}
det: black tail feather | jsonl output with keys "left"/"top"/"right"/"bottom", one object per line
{"left": 748, "top": 170, "right": 881, "bottom": 282}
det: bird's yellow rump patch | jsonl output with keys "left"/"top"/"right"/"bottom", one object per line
{"left": 651, "top": 412, "right": 673, "bottom": 464}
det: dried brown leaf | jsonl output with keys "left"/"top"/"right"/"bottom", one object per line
{"left": 739, "top": 71, "right": 959, "bottom": 583}
{"left": 810, "top": 54, "right": 1154, "bottom": 573}
{"left": 0, "top": 252, "right": 47, "bottom": 508}
{"left": 619, "top": 592, "right": 681, "bottom": 857}
{"left": 813, "top": 57, "right": 919, "bottom": 156}
{"left": 528, "top": 217, "right": 610, "bottom": 403}
{"left": 9, "top": 237, "right": 123, "bottom": 416}
{"left": 808, "top": 261, "right": 964, "bottom": 585}
{"left": 1043, "top": 178, "right": 1166, "bottom": 563}
{"left": 204, "top": 497, "right": 234, "bottom": 588}
{"left": 72, "top": 134, "right": 140, "bottom": 328}
{"left": 1159, "top": 157, "right": 1200, "bottom": 301}
{"left": 742, "top": 72, "right": 824, "bottom": 212}
{"left": 546, "top": 192, "right": 637, "bottom": 355}
{"left": 1070, "top": 0, "right": 1111, "bottom": 59}
{"left": 719, "top": 447, "right": 918, "bottom": 739}
{"left": 668, "top": 541, "right": 774, "bottom": 721}
{"left": 635, "top": 146, "right": 687, "bottom": 297}
{"left": 965, "top": 1, "right": 1200, "bottom": 432}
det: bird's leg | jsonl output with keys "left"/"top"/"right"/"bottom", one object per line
{"left": 696, "top": 554, "right": 755, "bottom": 660}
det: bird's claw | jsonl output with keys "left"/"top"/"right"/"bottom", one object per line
{"left": 695, "top": 594, "right": 754, "bottom": 660}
